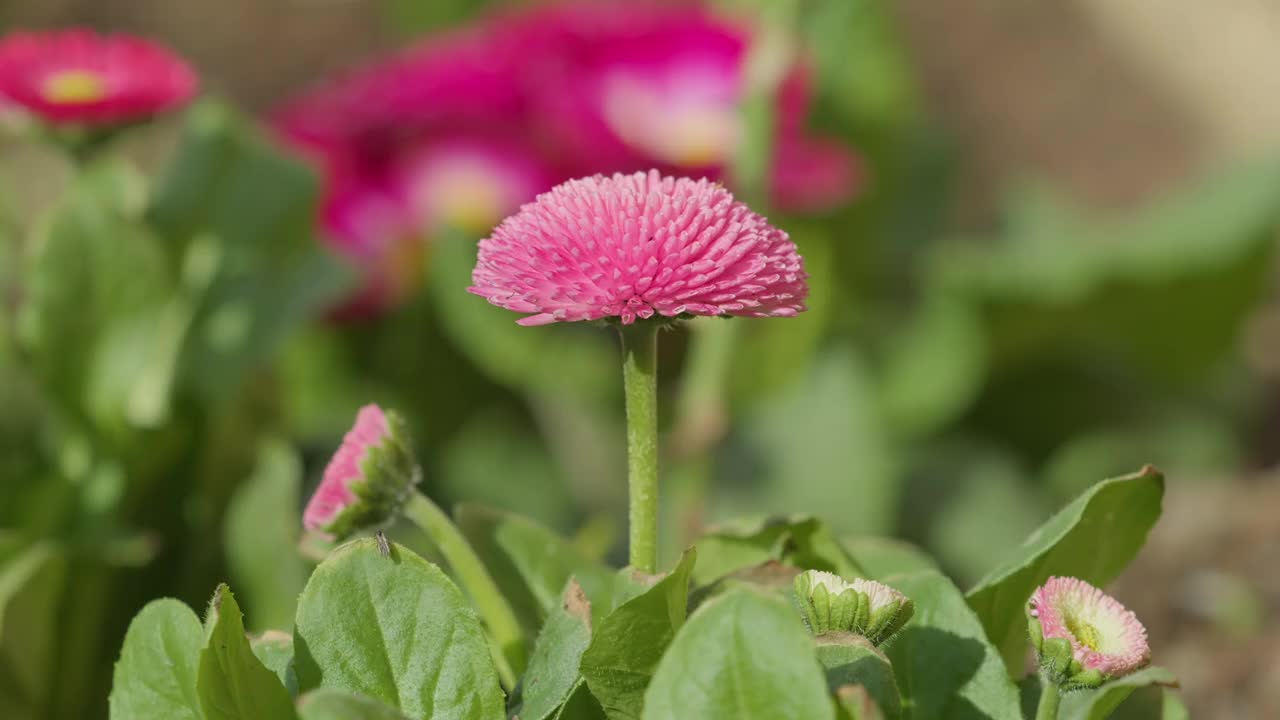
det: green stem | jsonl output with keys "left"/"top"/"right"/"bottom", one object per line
{"left": 1035, "top": 677, "right": 1062, "bottom": 720}
{"left": 402, "top": 491, "right": 523, "bottom": 687}
{"left": 619, "top": 321, "right": 660, "bottom": 573}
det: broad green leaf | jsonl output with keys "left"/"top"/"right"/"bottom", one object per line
{"left": 456, "top": 504, "right": 613, "bottom": 630}
{"left": 0, "top": 544, "right": 66, "bottom": 718}
{"left": 641, "top": 588, "right": 834, "bottom": 720}
{"left": 108, "top": 599, "right": 204, "bottom": 720}
{"left": 223, "top": 439, "right": 310, "bottom": 631}
{"left": 518, "top": 581, "right": 593, "bottom": 720}
{"left": 842, "top": 538, "right": 937, "bottom": 580}
{"left": 834, "top": 684, "right": 888, "bottom": 720}
{"left": 555, "top": 681, "right": 607, "bottom": 720}
{"left": 815, "top": 634, "right": 901, "bottom": 719}
{"left": 197, "top": 585, "right": 295, "bottom": 720}
{"left": 293, "top": 538, "right": 504, "bottom": 720}
{"left": 429, "top": 234, "right": 615, "bottom": 400}
{"left": 1061, "top": 667, "right": 1179, "bottom": 720}
{"left": 883, "top": 570, "right": 1021, "bottom": 720}
{"left": 296, "top": 689, "right": 410, "bottom": 720}
{"left": 250, "top": 632, "right": 297, "bottom": 697}
{"left": 966, "top": 467, "right": 1164, "bottom": 672}
{"left": 581, "top": 550, "right": 695, "bottom": 720}
{"left": 692, "top": 514, "right": 862, "bottom": 586}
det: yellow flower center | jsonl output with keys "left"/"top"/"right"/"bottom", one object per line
{"left": 433, "top": 170, "right": 506, "bottom": 236}
{"left": 1065, "top": 611, "right": 1102, "bottom": 652}
{"left": 41, "top": 69, "right": 108, "bottom": 105}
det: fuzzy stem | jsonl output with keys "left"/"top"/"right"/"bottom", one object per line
{"left": 1035, "top": 677, "right": 1062, "bottom": 720}
{"left": 619, "top": 321, "right": 660, "bottom": 573}
{"left": 402, "top": 491, "right": 523, "bottom": 687}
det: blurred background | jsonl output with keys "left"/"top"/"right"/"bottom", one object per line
{"left": 2, "top": 1, "right": 1279, "bottom": 718}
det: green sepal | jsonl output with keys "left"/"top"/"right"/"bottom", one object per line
{"left": 322, "top": 410, "right": 419, "bottom": 540}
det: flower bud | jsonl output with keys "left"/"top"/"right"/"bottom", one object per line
{"left": 303, "top": 404, "right": 420, "bottom": 540}
{"left": 1027, "top": 577, "right": 1150, "bottom": 691}
{"left": 794, "top": 570, "right": 914, "bottom": 645}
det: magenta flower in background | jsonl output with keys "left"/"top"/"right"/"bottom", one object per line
{"left": 0, "top": 29, "right": 195, "bottom": 125}
{"left": 470, "top": 170, "right": 808, "bottom": 326}
{"left": 1030, "top": 576, "right": 1151, "bottom": 678}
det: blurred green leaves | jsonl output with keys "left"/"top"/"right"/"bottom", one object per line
{"left": 108, "top": 599, "right": 204, "bottom": 720}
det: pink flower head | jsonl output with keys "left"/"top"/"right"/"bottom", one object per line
{"left": 303, "top": 404, "right": 419, "bottom": 539}
{"left": 0, "top": 29, "right": 196, "bottom": 125}
{"left": 470, "top": 170, "right": 808, "bottom": 326}
{"left": 1030, "top": 577, "right": 1151, "bottom": 678}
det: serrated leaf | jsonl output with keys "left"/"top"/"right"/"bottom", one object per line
{"left": 883, "top": 570, "right": 1021, "bottom": 720}
{"left": 293, "top": 538, "right": 504, "bottom": 720}
{"left": 815, "top": 634, "right": 901, "bottom": 719}
{"left": 641, "top": 588, "right": 833, "bottom": 720}
{"left": 1060, "top": 667, "right": 1179, "bottom": 720}
{"left": 966, "top": 467, "right": 1164, "bottom": 672}
{"left": 198, "top": 584, "right": 295, "bottom": 720}
{"left": 296, "top": 688, "right": 411, "bottom": 720}
{"left": 108, "top": 599, "right": 204, "bottom": 720}
{"left": 580, "top": 550, "right": 695, "bottom": 720}
{"left": 224, "top": 439, "right": 310, "bottom": 631}
{"left": 517, "top": 580, "right": 593, "bottom": 720}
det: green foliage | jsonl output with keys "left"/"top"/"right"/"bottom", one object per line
{"left": 966, "top": 467, "right": 1164, "bottom": 672}
{"left": 197, "top": 585, "right": 295, "bottom": 720}
{"left": 108, "top": 599, "right": 204, "bottom": 720}
{"left": 1060, "top": 667, "right": 1179, "bottom": 720}
{"left": 580, "top": 551, "right": 695, "bottom": 720}
{"left": 516, "top": 581, "right": 594, "bottom": 720}
{"left": 296, "top": 689, "right": 411, "bottom": 720}
{"left": 642, "top": 588, "right": 834, "bottom": 720}
{"left": 814, "top": 634, "right": 901, "bottom": 718}
{"left": 883, "top": 570, "right": 1022, "bottom": 720}
{"left": 692, "top": 515, "right": 862, "bottom": 586}
{"left": 0, "top": 543, "right": 66, "bottom": 719}
{"left": 293, "top": 538, "right": 505, "bottom": 719}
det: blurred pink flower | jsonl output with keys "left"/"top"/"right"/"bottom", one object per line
{"left": 500, "top": 1, "right": 858, "bottom": 211}
{"left": 470, "top": 170, "right": 808, "bottom": 326}
{"left": 0, "top": 29, "right": 196, "bottom": 125}
{"left": 1030, "top": 577, "right": 1151, "bottom": 678}
{"left": 304, "top": 404, "right": 392, "bottom": 533}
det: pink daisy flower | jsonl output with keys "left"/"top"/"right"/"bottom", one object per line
{"left": 469, "top": 170, "right": 808, "bottom": 326}
{"left": 1030, "top": 576, "right": 1151, "bottom": 679}
{"left": 304, "top": 404, "right": 419, "bottom": 539}
{"left": 0, "top": 29, "right": 196, "bottom": 126}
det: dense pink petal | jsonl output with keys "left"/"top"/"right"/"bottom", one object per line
{"left": 470, "top": 170, "right": 808, "bottom": 325}
{"left": 303, "top": 405, "right": 391, "bottom": 532}
{"left": 1031, "top": 576, "right": 1151, "bottom": 677}
{"left": 0, "top": 29, "right": 195, "bottom": 125}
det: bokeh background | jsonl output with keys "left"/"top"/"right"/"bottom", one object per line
{"left": 3, "top": 1, "right": 1280, "bottom": 718}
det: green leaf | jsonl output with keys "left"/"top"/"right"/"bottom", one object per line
{"left": 555, "top": 681, "right": 607, "bottom": 720}
{"left": 965, "top": 467, "right": 1164, "bottom": 672}
{"left": 0, "top": 542, "right": 66, "bottom": 719}
{"left": 641, "top": 588, "right": 834, "bottom": 720}
{"left": 883, "top": 570, "right": 1021, "bottom": 720}
{"left": 842, "top": 538, "right": 937, "bottom": 581}
{"left": 1060, "top": 667, "right": 1179, "bottom": 720}
{"left": 815, "top": 634, "right": 901, "bottom": 719}
{"left": 296, "top": 689, "right": 411, "bottom": 720}
{"left": 197, "top": 584, "right": 295, "bottom": 720}
{"left": 580, "top": 550, "right": 695, "bottom": 720}
{"left": 692, "top": 515, "right": 862, "bottom": 586}
{"left": 456, "top": 503, "right": 614, "bottom": 631}
{"left": 517, "top": 581, "right": 594, "bottom": 720}
{"left": 108, "top": 599, "right": 205, "bottom": 720}
{"left": 250, "top": 631, "right": 297, "bottom": 697}
{"left": 223, "top": 439, "right": 310, "bottom": 631}
{"left": 293, "top": 538, "right": 504, "bottom": 720}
